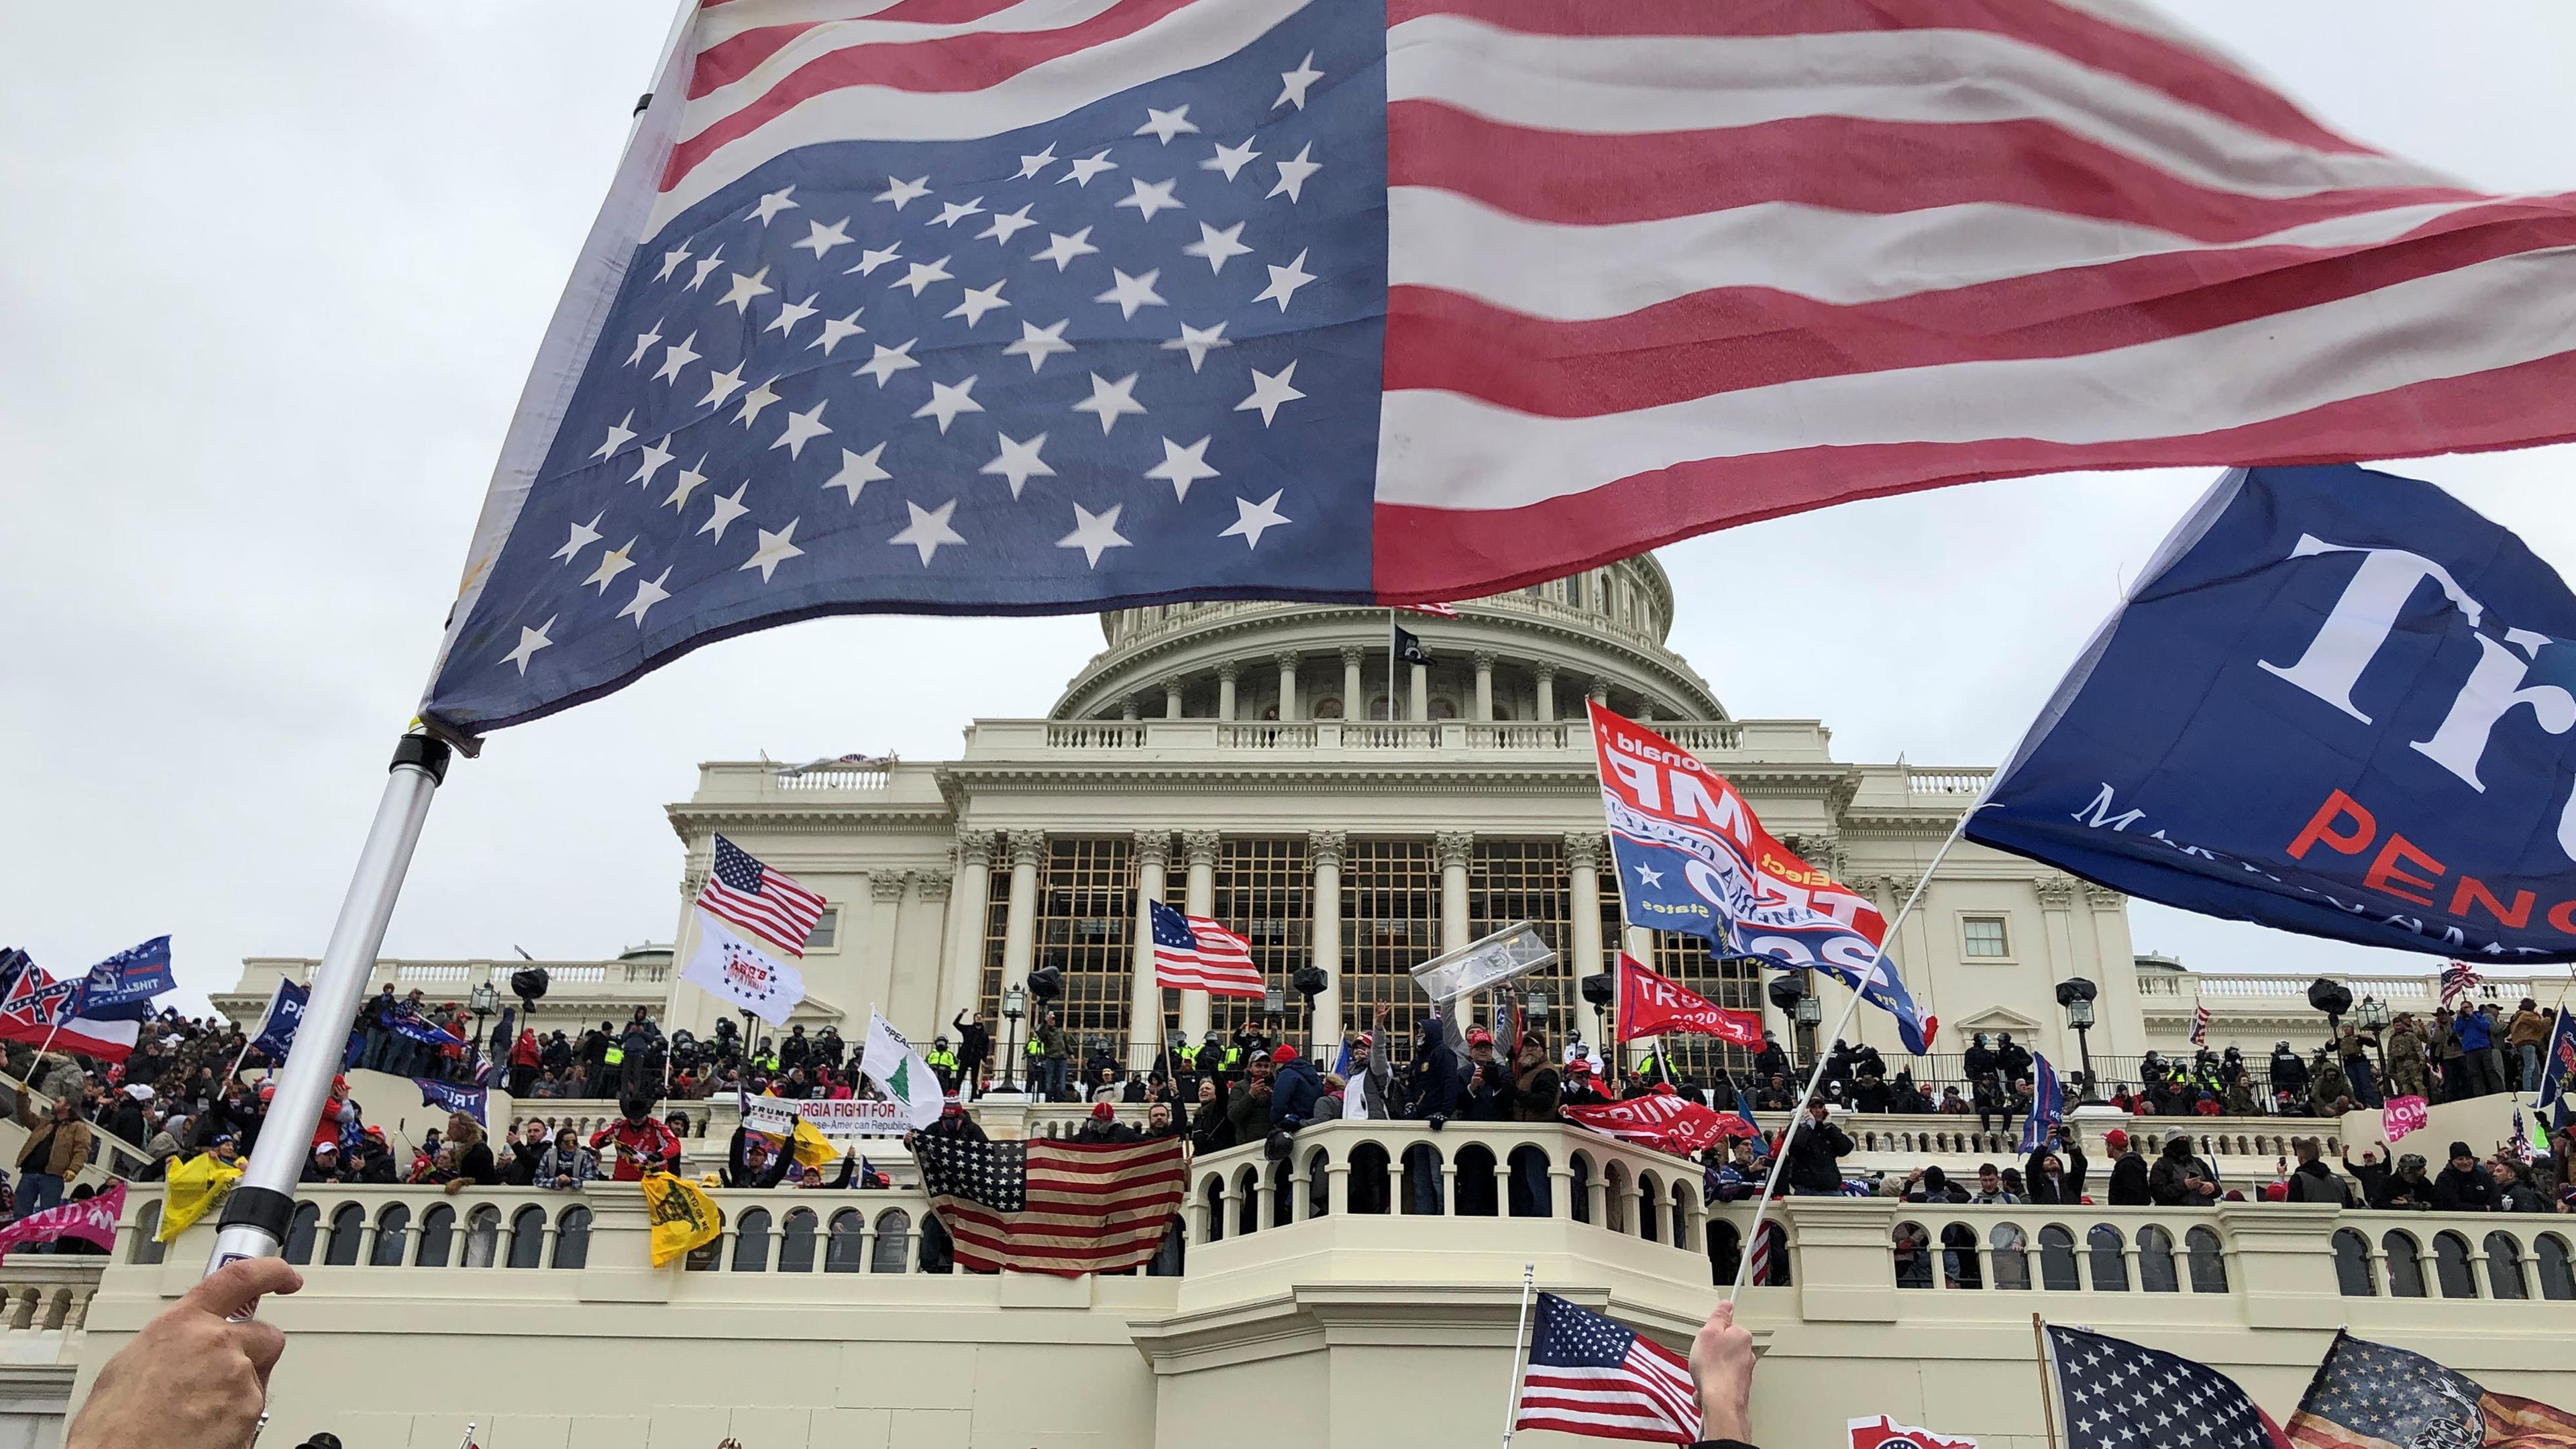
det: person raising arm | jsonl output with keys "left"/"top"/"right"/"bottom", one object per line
{"left": 1686, "top": 1299, "right": 1759, "bottom": 1449}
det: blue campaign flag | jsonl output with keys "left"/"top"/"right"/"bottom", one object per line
{"left": 250, "top": 979, "right": 310, "bottom": 1062}
{"left": 0, "top": 950, "right": 30, "bottom": 994}
{"left": 1970, "top": 464, "right": 2576, "bottom": 962}
{"left": 78, "top": 936, "right": 175, "bottom": 1020}
{"left": 416, "top": 1077, "right": 487, "bottom": 1125}
{"left": 2539, "top": 1009, "right": 2576, "bottom": 1112}
{"left": 386, "top": 1008, "right": 464, "bottom": 1049}
{"left": 2019, "top": 1053, "right": 2065, "bottom": 1155}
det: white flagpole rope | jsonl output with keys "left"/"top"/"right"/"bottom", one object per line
{"left": 1500, "top": 1261, "right": 1537, "bottom": 1448}
{"left": 1726, "top": 808, "right": 1976, "bottom": 1302}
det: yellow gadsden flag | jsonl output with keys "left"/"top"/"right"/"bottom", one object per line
{"left": 159, "top": 1153, "right": 244, "bottom": 1243}
{"left": 641, "top": 1170, "right": 721, "bottom": 1267}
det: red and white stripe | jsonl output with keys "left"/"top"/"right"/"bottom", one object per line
{"left": 1371, "top": 0, "right": 2576, "bottom": 598}
{"left": 652, "top": 0, "right": 1305, "bottom": 231}
{"left": 932, "top": 1136, "right": 1184, "bottom": 1275}
{"left": 1517, "top": 1336, "right": 1701, "bottom": 1444}
{"left": 1155, "top": 916, "right": 1265, "bottom": 998}
{"left": 1746, "top": 1220, "right": 1780, "bottom": 1287}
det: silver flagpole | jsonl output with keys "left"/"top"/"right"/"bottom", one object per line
{"left": 207, "top": 735, "right": 451, "bottom": 1278}
{"left": 1499, "top": 1261, "right": 1537, "bottom": 1448}
{"left": 1726, "top": 806, "right": 1974, "bottom": 1302}
{"left": 1387, "top": 610, "right": 1397, "bottom": 726}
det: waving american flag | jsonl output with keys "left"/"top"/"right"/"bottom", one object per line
{"left": 421, "top": 0, "right": 2576, "bottom": 740}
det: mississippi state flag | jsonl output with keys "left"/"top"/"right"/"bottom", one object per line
{"left": 419, "top": 1, "right": 2576, "bottom": 741}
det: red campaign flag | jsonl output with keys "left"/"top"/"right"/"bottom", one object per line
{"left": 1562, "top": 1093, "right": 1730, "bottom": 1157}
{"left": 1616, "top": 952, "right": 1763, "bottom": 1047}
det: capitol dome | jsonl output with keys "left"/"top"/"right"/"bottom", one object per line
{"left": 1051, "top": 555, "right": 1722, "bottom": 726}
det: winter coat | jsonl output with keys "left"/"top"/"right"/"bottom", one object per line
{"left": 2508, "top": 1010, "right": 2551, "bottom": 1049}
{"left": 1510, "top": 1063, "right": 1562, "bottom": 1123}
{"left": 2284, "top": 1160, "right": 2350, "bottom": 1206}
{"left": 1270, "top": 1058, "right": 1324, "bottom": 1126}
{"left": 2147, "top": 1152, "right": 2216, "bottom": 1207}
{"left": 1188, "top": 1099, "right": 1236, "bottom": 1155}
{"left": 1781, "top": 1116, "right": 1854, "bottom": 1193}
{"left": 2023, "top": 1144, "right": 2088, "bottom": 1205}
{"left": 2434, "top": 1163, "right": 2498, "bottom": 1212}
{"left": 535, "top": 1145, "right": 600, "bottom": 1189}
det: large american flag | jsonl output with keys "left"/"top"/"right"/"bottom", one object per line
{"left": 419, "top": 0, "right": 2576, "bottom": 739}
{"left": 2045, "top": 1324, "right": 2287, "bottom": 1449}
{"left": 697, "top": 835, "right": 828, "bottom": 956}
{"left": 1514, "top": 1293, "right": 1701, "bottom": 1445}
{"left": 915, "top": 1132, "right": 1184, "bottom": 1276}
{"left": 2288, "top": 1330, "right": 2576, "bottom": 1449}
{"left": 1147, "top": 900, "right": 1263, "bottom": 997}
{"left": 2440, "top": 961, "right": 2484, "bottom": 1006}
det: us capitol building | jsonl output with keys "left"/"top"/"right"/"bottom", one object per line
{"left": 55, "top": 560, "right": 2567, "bottom": 1449}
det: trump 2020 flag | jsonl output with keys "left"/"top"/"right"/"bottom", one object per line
{"left": 250, "top": 979, "right": 311, "bottom": 1062}
{"left": 1593, "top": 702, "right": 1935, "bottom": 1053}
{"left": 684, "top": 910, "right": 806, "bottom": 1026}
{"left": 2019, "top": 1053, "right": 2065, "bottom": 1155}
{"left": 1970, "top": 465, "right": 2576, "bottom": 961}
{"left": 417, "top": 3, "right": 2576, "bottom": 743}
{"left": 78, "top": 937, "right": 174, "bottom": 1020}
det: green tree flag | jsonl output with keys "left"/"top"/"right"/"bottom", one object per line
{"left": 862, "top": 1010, "right": 945, "bottom": 1129}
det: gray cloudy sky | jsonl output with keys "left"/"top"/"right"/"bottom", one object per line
{"left": 5, "top": 3, "right": 2573, "bottom": 1010}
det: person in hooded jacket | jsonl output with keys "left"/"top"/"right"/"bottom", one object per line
{"left": 2378, "top": 1152, "right": 2439, "bottom": 1210}
{"left": 1781, "top": 1098, "right": 1854, "bottom": 1195}
{"left": 1187, "top": 1077, "right": 1235, "bottom": 1154}
{"left": 1401, "top": 1014, "right": 1461, "bottom": 1215}
{"left": 2101, "top": 1130, "right": 2150, "bottom": 1205}
{"left": 1268, "top": 1043, "right": 1324, "bottom": 1126}
{"left": 2147, "top": 1136, "right": 2218, "bottom": 1207}
{"left": 2281, "top": 1137, "right": 2351, "bottom": 1205}
{"left": 2022, "top": 1125, "right": 2088, "bottom": 1205}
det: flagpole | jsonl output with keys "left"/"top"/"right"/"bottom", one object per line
{"left": 2033, "top": 1314, "right": 2063, "bottom": 1449}
{"left": 1387, "top": 609, "right": 1397, "bottom": 727}
{"left": 207, "top": 735, "right": 451, "bottom": 1278}
{"left": 1725, "top": 809, "right": 1972, "bottom": 1302}
{"left": 1499, "top": 1261, "right": 1537, "bottom": 1448}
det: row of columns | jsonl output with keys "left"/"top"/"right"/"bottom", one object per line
{"left": 1112, "top": 649, "right": 1638, "bottom": 724}
{"left": 937, "top": 830, "right": 1621, "bottom": 1069}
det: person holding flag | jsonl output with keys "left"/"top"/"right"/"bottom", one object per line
{"left": 2019, "top": 1054, "right": 2067, "bottom": 1156}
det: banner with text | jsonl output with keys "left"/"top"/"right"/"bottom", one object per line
{"left": 741, "top": 1096, "right": 912, "bottom": 1138}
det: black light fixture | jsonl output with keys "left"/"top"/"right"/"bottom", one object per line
{"left": 2055, "top": 976, "right": 2100, "bottom": 1104}
{"left": 1580, "top": 973, "right": 1615, "bottom": 1009}
{"left": 1027, "top": 955, "right": 1065, "bottom": 1004}
{"left": 2308, "top": 977, "right": 2353, "bottom": 1039}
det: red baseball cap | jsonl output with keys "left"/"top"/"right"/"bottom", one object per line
{"left": 1272, "top": 1042, "right": 1297, "bottom": 1063}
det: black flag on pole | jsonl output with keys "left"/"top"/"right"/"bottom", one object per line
{"left": 1395, "top": 627, "right": 1434, "bottom": 667}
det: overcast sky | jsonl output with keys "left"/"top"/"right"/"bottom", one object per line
{"left": 5, "top": 3, "right": 2574, "bottom": 1011}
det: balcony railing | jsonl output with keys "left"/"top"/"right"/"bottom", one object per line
{"left": 2138, "top": 971, "right": 2569, "bottom": 1008}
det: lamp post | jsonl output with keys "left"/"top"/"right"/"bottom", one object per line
{"left": 1291, "top": 965, "right": 1330, "bottom": 1059}
{"left": 2356, "top": 993, "right": 2392, "bottom": 1087}
{"left": 1793, "top": 985, "right": 1823, "bottom": 1070}
{"left": 1000, "top": 985, "right": 1027, "bottom": 1094}
{"left": 2054, "top": 977, "right": 2100, "bottom": 1104}
{"left": 468, "top": 981, "right": 499, "bottom": 1079}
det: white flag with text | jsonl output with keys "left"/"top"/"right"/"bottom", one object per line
{"left": 681, "top": 910, "right": 805, "bottom": 1026}
{"left": 859, "top": 1010, "right": 943, "bottom": 1129}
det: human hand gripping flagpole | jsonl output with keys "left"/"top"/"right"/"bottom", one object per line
{"left": 1725, "top": 806, "right": 1977, "bottom": 1302}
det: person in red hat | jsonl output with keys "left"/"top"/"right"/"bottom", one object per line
{"left": 1071, "top": 1099, "right": 1137, "bottom": 1144}
{"left": 1268, "top": 1040, "right": 1324, "bottom": 1127}
{"left": 2102, "top": 1128, "right": 2149, "bottom": 1205}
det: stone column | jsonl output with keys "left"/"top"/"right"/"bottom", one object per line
{"left": 1566, "top": 833, "right": 1605, "bottom": 1049}
{"left": 1436, "top": 831, "right": 1475, "bottom": 954}
{"left": 1311, "top": 830, "right": 1346, "bottom": 1044}
{"left": 1000, "top": 833, "right": 1044, "bottom": 1001}
{"left": 1216, "top": 662, "right": 1240, "bottom": 722}
{"left": 1339, "top": 645, "right": 1364, "bottom": 721}
{"left": 1128, "top": 832, "right": 1172, "bottom": 1071}
{"left": 1410, "top": 662, "right": 1429, "bottom": 721}
{"left": 2035, "top": 875, "right": 2080, "bottom": 1065}
{"left": 1472, "top": 651, "right": 1497, "bottom": 722}
{"left": 864, "top": 870, "right": 907, "bottom": 1024}
{"left": 936, "top": 832, "right": 996, "bottom": 1027}
{"left": 1587, "top": 678, "right": 1610, "bottom": 707}
{"left": 1162, "top": 675, "right": 1184, "bottom": 719}
{"left": 1120, "top": 698, "right": 1140, "bottom": 722}
{"left": 1275, "top": 652, "right": 1300, "bottom": 723}
{"left": 1534, "top": 665, "right": 1558, "bottom": 723}
{"left": 1179, "top": 831, "right": 1222, "bottom": 1038}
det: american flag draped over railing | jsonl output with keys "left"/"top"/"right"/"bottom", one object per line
{"left": 916, "top": 1132, "right": 1184, "bottom": 1276}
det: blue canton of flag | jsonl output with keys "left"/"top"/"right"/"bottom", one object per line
{"left": 2020, "top": 1052, "right": 2065, "bottom": 1155}
{"left": 422, "top": 3, "right": 1384, "bottom": 739}
{"left": 79, "top": 936, "right": 174, "bottom": 1021}
{"left": 388, "top": 1007, "right": 464, "bottom": 1049}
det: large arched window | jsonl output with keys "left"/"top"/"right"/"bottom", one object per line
{"left": 872, "top": 1210, "right": 911, "bottom": 1274}
{"left": 462, "top": 1206, "right": 500, "bottom": 1268}
{"left": 2383, "top": 1232, "right": 2426, "bottom": 1298}
{"left": 2485, "top": 1233, "right": 2527, "bottom": 1301}
{"left": 130, "top": 1202, "right": 166, "bottom": 1265}
{"left": 733, "top": 1208, "right": 774, "bottom": 1273}
{"left": 1893, "top": 1222, "right": 1933, "bottom": 1289}
{"left": 826, "top": 1210, "right": 866, "bottom": 1273}
{"left": 779, "top": 1208, "right": 820, "bottom": 1273}
{"left": 415, "top": 1205, "right": 457, "bottom": 1267}
{"left": 553, "top": 1206, "right": 592, "bottom": 1270}
{"left": 2331, "top": 1230, "right": 2375, "bottom": 1297}
{"left": 282, "top": 1202, "right": 321, "bottom": 1266}
{"left": 2184, "top": 1228, "right": 2228, "bottom": 1293}
{"left": 2086, "top": 1225, "right": 2129, "bottom": 1291}
{"left": 2432, "top": 1232, "right": 2476, "bottom": 1299}
{"left": 2135, "top": 1226, "right": 2178, "bottom": 1293}
{"left": 372, "top": 1205, "right": 413, "bottom": 1268}
{"left": 2037, "top": 1226, "right": 2080, "bottom": 1291}
{"left": 506, "top": 1206, "right": 548, "bottom": 1269}
{"left": 323, "top": 1204, "right": 366, "bottom": 1267}
{"left": 1990, "top": 1224, "right": 2030, "bottom": 1291}
{"left": 2537, "top": 1234, "right": 2576, "bottom": 1301}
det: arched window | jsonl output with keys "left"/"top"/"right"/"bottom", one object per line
{"left": 1603, "top": 1165, "right": 1629, "bottom": 1234}
{"left": 130, "top": 1202, "right": 166, "bottom": 1265}
{"left": 1508, "top": 1144, "right": 1552, "bottom": 1220}
{"left": 462, "top": 1206, "right": 500, "bottom": 1268}
{"left": 2135, "top": 1225, "right": 2178, "bottom": 1293}
{"left": 1201, "top": 1177, "right": 1226, "bottom": 1240}
{"left": 872, "top": 1210, "right": 911, "bottom": 1274}
{"left": 282, "top": 1202, "right": 321, "bottom": 1266}
{"left": 1637, "top": 1173, "right": 1662, "bottom": 1243}
{"left": 2331, "top": 1229, "right": 2375, "bottom": 1297}
{"left": 2432, "top": 1232, "right": 2476, "bottom": 1299}
{"left": 2037, "top": 1226, "right": 2080, "bottom": 1291}
{"left": 368, "top": 1205, "right": 410, "bottom": 1267}
{"left": 1940, "top": 1222, "right": 1981, "bottom": 1289}
{"left": 1430, "top": 697, "right": 1460, "bottom": 722}
{"left": 553, "top": 1206, "right": 592, "bottom": 1270}
{"left": 1235, "top": 1167, "right": 1263, "bottom": 1235}
{"left": 733, "top": 1208, "right": 774, "bottom": 1273}
{"left": 779, "top": 1208, "right": 820, "bottom": 1273}
{"left": 1454, "top": 1145, "right": 1499, "bottom": 1218}
{"left": 1894, "top": 1222, "right": 1934, "bottom": 1289}
{"left": 1315, "top": 697, "right": 1344, "bottom": 720}
{"left": 2087, "top": 1225, "right": 2129, "bottom": 1291}
{"left": 1990, "top": 1224, "right": 2030, "bottom": 1291}
{"left": 2383, "top": 1232, "right": 2426, "bottom": 1298}
{"left": 1269, "top": 1159, "right": 1295, "bottom": 1228}
{"left": 2184, "top": 1227, "right": 2228, "bottom": 1293}
{"left": 1709, "top": 1220, "right": 1739, "bottom": 1287}
{"left": 506, "top": 1206, "right": 547, "bottom": 1269}
{"left": 2536, "top": 1234, "right": 2576, "bottom": 1301}
{"left": 415, "top": 1205, "right": 456, "bottom": 1267}
{"left": 1305, "top": 1148, "right": 1333, "bottom": 1220}
{"left": 2484, "top": 1233, "right": 2527, "bottom": 1301}
{"left": 321, "top": 1203, "right": 366, "bottom": 1267}
{"left": 1670, "top": 1183, "right": 1694, "bottom": 1250}
{"left": 1568, "top": 1153, "right": 1593, "bottom": 1226}
{"left": 826, "top": 1210, "right": 867, "bottom": 1273}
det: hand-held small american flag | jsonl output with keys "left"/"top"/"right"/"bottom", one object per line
{"left": 698, "top": 834, "right": 829, "bottom": 956}
{"left": 1147, "top": 900, "right": 1263, "bottom": 997}
{"left": 1513, "top": 1293, "right": 1702, "bottom": 1446}
{"left": 2440, "top": 960, "right": 2484, "bottom": 1007}
{"left": 2190, "top": 1003, "right": 2211, "bottom": 1046}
